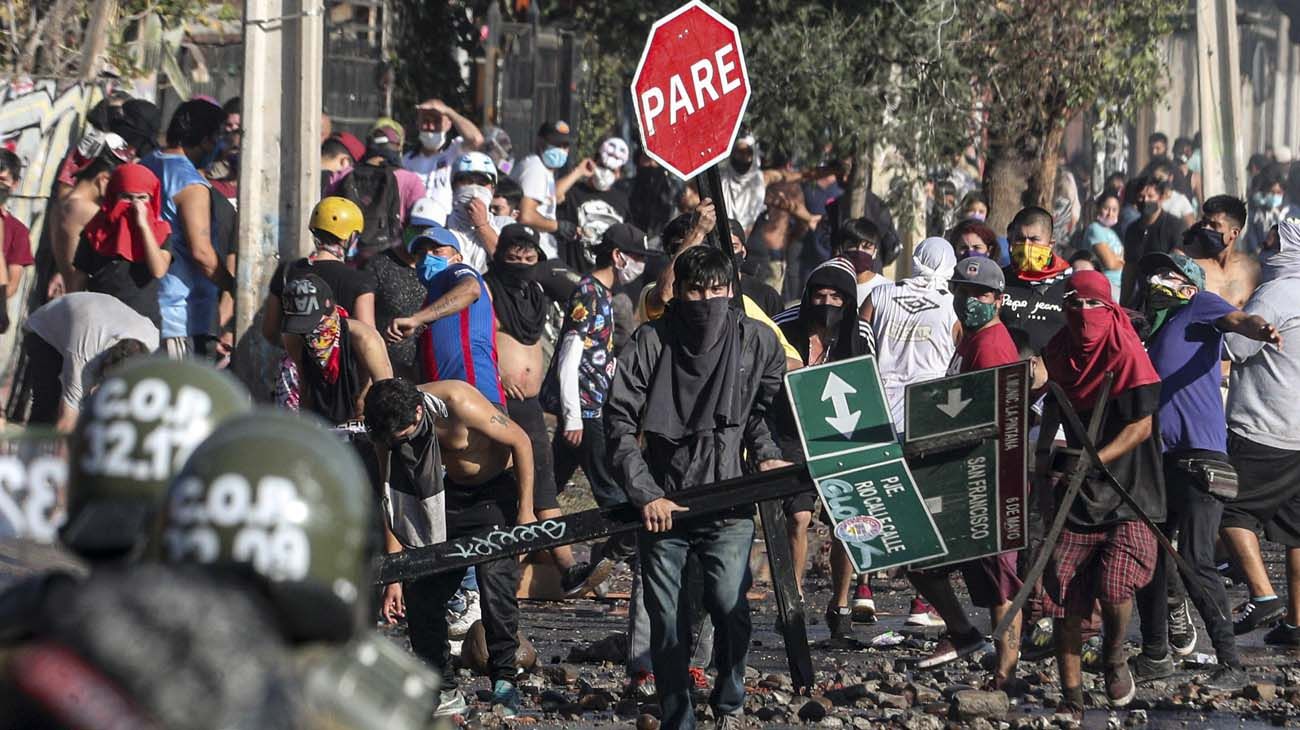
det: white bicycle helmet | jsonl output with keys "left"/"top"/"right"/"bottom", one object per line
{"left": 452, "top": 151, "right": 498, "bottom": 185}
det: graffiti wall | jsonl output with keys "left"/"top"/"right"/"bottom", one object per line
{"left": 0, "top": 79, "right": 106, "bottom": 381}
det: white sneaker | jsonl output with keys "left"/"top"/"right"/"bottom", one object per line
{"left": 904, "top": 598, "right": 946, "bottom": 628}
{"left": 433, "top": 688, "right": 469, "bottom": 718}
{"left": 447, "top": 589, "right": 481, "bottom": 638}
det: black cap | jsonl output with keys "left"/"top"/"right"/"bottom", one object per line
{"left": 497, "top": 223, "right": 543, "bottom": 254}
{"left": 593, "top": 223, "right": 660, "bottom": 258}
{"left": 281, "top": 273, "right": 335, "bottom": 334}
{"left": 537, "top": 120, "right": 571, "bottom": 146}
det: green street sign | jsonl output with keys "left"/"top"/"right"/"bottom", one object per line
{"left": 785, "top": 355, "right": 897, "bottom": 468}
{"left": 907, "top": 362, "right": 1030, "bottom": 569}
{"left": 815, "top": 458, "right": 948, "bottom": 572}
{"left": 903, "top": 368, "right": 997, "bottom": 443}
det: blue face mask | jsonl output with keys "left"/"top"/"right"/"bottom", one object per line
{"left": 958, "top": 249, "right": 989, "bottom": 261}
{"left": 418, "top": 253, "right": 449, "bottom": 283}
{"left": 541, "top": 146, "right": 568, "bottom": 169}
{"left": 1267, "top": 193, "right": 1285, "bottom": 209}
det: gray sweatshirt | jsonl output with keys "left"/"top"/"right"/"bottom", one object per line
{"left": 1225, "top": 277, "right": 1300, "bottom": 451}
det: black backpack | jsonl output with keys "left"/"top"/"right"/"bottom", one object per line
{"left": 338, "top": 163, "right": 402, "bottom": 255}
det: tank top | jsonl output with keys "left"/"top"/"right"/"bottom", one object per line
{"left": 868, "top": 280, "right": 958, "bottom": 434}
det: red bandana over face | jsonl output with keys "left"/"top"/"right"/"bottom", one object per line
{"left": 1044, "top": 270, "right": 1160, "bottom": 410}
{"left": 82, "top": 163, "right": 171, "bottom": 262}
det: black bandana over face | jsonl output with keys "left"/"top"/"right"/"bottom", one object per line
{"left": 484, "top": 251, "right": 547, "bottom": 345}
{"left": 642, "top": 297, "right": 743, "bottom": 440}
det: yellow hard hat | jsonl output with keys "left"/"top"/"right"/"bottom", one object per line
{"left": 309, "top": 196, "right": 364, "bottom": 242}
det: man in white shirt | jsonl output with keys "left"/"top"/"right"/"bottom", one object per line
{"left": 511, "top": 120, "right": 595, "bottom": 259}
{"left": 402, "top": 99, "right": 484, "bottom": 219}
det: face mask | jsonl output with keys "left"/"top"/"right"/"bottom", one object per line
{"left": 418, "top": 253, "right": 449, "bottom": 283}
{"left": 617, "top": 255, "right": 645, "bottom": 285}
{"left": 0, "top": 184, "right": 11, "bottom": 207}
{"left": 956, "top": 295, "right": 997, "bottom": 329}
{"left": 1267, "top": 193, "right": 1285, "bottom": 209}
{"left": 419, "top": 130, "right": 446, "bottom": 151}
{"left": 541, "top": 146, "right": 568, "bottom": 169}
{"left": 1011, "top": 242, "right": 1053, "bottom": 273}
{"left": 966, "top": 211, "right": 986, "bottom": 222}
{"left": 1065, "top": 306, "right": 1112, "bottom": 348}
{"left": 592, "top": 166, "right": 616, "bottom": 192}
{"left": 674, "top": 296, "right": 730, "bottom": 352}
{"left": 496, "top": 260, "right": 538, "bottom": 285}
{"left": 1099, "top": 212, "right": 1119, "bottom": 227}
{"left": 1144, "top": 284, "right": 1190, "bottom": 336}
{"left": 809, "top": 303, "right": 843, "bottom": 332}
{"left": 1140, "top": 200, "right": 1161, "bottom": 218}
{"left": 730, "top": 156, "right": 752, "bottom": 174}
{"left": 1183, "top": 225, "right": 1226, "bottom": 256}
{"left": 453, "top": 184, "right": 493, "bottom": 210}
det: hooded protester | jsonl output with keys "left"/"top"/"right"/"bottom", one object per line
{"left": 1219, "top": 221, "right": 1300, "bottom": 649}
{"left": 863, "top": 236, "right": 960, "bottom": 431}
{"left": 73, "top": 163, "right": 173, "bottom": 327}
{"left": 719, "top": 130, "right": 766, "bottom": 234}
{"left": 1039, "top": 269, "right": 1163, "bottom": 717}
{"left": 771, "top": 256, "right": 873, "bottom": 638}
{"left": 1002, "top": 206, "right": 1073, "bottom": 350}
{"left": 605, "top": 245, "right": 790, "bottom": 730}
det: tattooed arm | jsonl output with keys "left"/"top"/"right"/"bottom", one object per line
{"left": 385, "top": 273, "right": 482, "bottom": 342}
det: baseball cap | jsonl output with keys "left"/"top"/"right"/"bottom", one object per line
{"left": 1139, "top": 251, "right": 1205, "bottom": 290}
{"left": 281, "top": 272, "right": 335, "bottom": 334}
{"left": 369, "top": 117, "right": 405, "bottom": 147}
{"left": 407, "top": 224, "right": 461, "bottom": 255}
{"left": 538, "top": 120, "right": 571, "bottom": 147}
{"left": 408, "top": 198, "right": 444, "bottom": 228}
{"left": 598, "top": 137, "right": 630, "bottom": 169}
{"left": 497, "top": 223, "right": 542, "bottom": 253}
{"left": 331, "top": 132, "right": 365, "bottom": 162}
{"left": 952, "top": 255, "right": 1006, "bottom": 293}
{"left": 593, "top": 223, "right": 660, "bottom": 257}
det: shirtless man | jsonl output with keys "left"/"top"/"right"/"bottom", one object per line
{"left": 483, "top": 224, "right": 580, "bottom": 574}
{"left": 365, "top": 376, "right": 533, "bottom": 718}
{"left": 1184, "top": 195, "right": 1259, "bottom": 310}
{"left": 51, "top": 157, "right": 117, "bottom": 298}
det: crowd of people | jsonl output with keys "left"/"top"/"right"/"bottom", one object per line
{"left": 0, "top": 89, "right": 1296, "bottom": 730}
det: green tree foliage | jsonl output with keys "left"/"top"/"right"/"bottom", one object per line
{"left": 389, "top": 0, "right": 478, "bottom": 116}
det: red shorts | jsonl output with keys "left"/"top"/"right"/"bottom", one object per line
{"left": 960, "top": 552, "right": 1023, "bottom": 609}
{"left": 1044, "top": 521, "right": 1157, "bottom": 618}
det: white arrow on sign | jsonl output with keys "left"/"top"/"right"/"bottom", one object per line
{"left": 820, "top": 373, "right": 861, "bottom": 438}
{"left": 936, "top": 388, "right": 972, "bottom": 418}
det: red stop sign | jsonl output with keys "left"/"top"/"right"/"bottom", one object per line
{"left": 631, "top": 1, "right": 751, "bottom": 181}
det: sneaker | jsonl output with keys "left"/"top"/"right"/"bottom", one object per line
{"left": 1234, "top": 597, "right": 1285, "bottom": 635}
{"left": 1080, "top": 636, "right": 1103, "bottom": 673}
{"left": 851, "top": 583, "right": 877, "bottom": 623}
{"left": 1105, "top": 662, "right": 1136, "bottom": 707}
{"left": 1021, "top": 617, "right": 1055, "bottom": 661}
{"left": 905, "top": 598, "right": 946, "bottom": 628}
{"left": 825, "top": 606, "right": 854, "bottom": 639}
{"left": 1200, "top": 663, "right": 1249, "bottom": 691}
{"left": 433, "top": 688, "right": 469, "bottom": 718}
{"left": 688, "top": 666, "right": 710, "bottom": 690}
{"left": 446, "top": 589, "right": 481, "bottom": 638}
{"left": 1264, "top": 622, "right": 1300, "bottom": 646}
{"left": 715, "top": 714, "right": 744, "bottom": 730}
{"left": 562, "top": 558, "right": 619, "bottom": 597}
{"left": 490, "top": 679, "right": 520, "bottom": 717}
{"left": 1131, "top": 651, "right": 1173, "bottom": 682}
{"left": 1168, "top": 598, "right": 1198, "bottom": 656}
{"left": 917, "top": 629, "right": 990, "bottom": 669}
{"left": 625, "top": 671, "right": 657, "bottom": 699}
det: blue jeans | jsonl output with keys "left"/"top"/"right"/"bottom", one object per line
{"left": 639, "top": 516, "right": 754, "bottom": 730}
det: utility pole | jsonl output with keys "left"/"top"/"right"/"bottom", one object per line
{"left": 234, "top": 0, "right": 323, "bottom": 397}
{"left": 1196, "top": 0, "right": 1244, "bottom": 198}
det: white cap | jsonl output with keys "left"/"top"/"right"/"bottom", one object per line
{"left": 1277, "top": 145, "right": 1294, "bottom": 164}
{"left": 408, "top": 197, "right": 447, "bottom": 228}
{"left": 598, "top": 137, "right": 630, "bottom": 170}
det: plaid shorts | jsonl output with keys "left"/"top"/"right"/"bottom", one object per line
{"left": 1043, "top": 521, "right": 1157, "bottom": 618}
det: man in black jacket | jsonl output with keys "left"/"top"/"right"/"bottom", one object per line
{"left": 1122, "top": 176, "right": 1187, "bottom": 303}
{"left": 606, "top": 246, "right": 790, "bottom": 730}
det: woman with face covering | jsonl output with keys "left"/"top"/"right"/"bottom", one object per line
{"left": 1040, "top": 269, "right": 1163, "bottom": 714}
{"left": 1085, "top": 192, "right": 1126, "bottom": 300}
{"left": 73, "top": 163, "right": 173, "bottom": 327}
